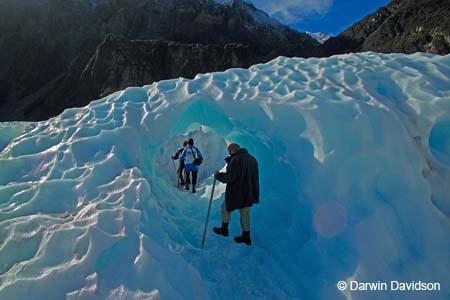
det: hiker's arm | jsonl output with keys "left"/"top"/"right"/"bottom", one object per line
{"left": 172, "top": 149, "right": 181, "bottom": 160}
{"left": 179, "top": 148, "right": 186, "bottom": 161}
{"left": 215, "top": 159, "right": 237, "bottom": 184}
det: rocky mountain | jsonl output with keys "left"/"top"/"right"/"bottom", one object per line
{"left": 23, "top": 37, "right": 260, "bottom": 119}
{"left": 2, "top": 0, "right": 448, "bottom": 121}
{"left": 321, "top": 0, "right": 450, "bottom": 56}
{"left": 0, "top": 0, "right": 318, "bottom": 121}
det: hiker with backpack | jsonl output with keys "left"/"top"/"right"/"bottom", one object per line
{"left": 179, "top": 138, "right": 203, "bottom": 193}
{"left": 172, "top": 140, "right": 188, "bottom": 186}
{"left": 213, "top": 143, "right": 259, "bottom": 246}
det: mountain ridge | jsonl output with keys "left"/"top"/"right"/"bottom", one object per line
{"left": 0, "top": 0, "right": 318, "bottom": 121}
{"left": 1, "top": 0, "right": 449, "bottom": 121}
{"left": 321, "top": 0, "right": 450, "bottom": 56}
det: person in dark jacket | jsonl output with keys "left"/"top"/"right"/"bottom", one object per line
{"left": 179, "top": 138, "right": 203, "bottom": 193}
{"left": 172, "top": 140, "right": 188, "bottom": 186}
{"left": 213, "top": 143, "right": 259, "bottom": 245}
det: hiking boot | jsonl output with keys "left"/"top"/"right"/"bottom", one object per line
{"left": 213, "top": 223, "right": 229, "bottom": 237}
{"left": 192, "top": 185, "right": 196, "bottom": 193}
{"left": 185, "top": 184, "right": 190, "bottom": 190}
{"left": 234, "top": 231, "right": 251, "bottom": 246}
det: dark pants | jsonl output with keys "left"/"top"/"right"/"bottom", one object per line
{"left": 178, "top": 161, "right": 185, "bottom": 183}
{"left": 185, "top": 171, "right": 198, "bottom": 186}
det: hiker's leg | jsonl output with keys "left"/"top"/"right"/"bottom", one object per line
{"left": 239, "top": 207, "right": 251, "bottom": 232}
{"left": 179, "top": 161, "right": 185, "bottom": 183}
{"left": 192, "top": 171, "right": 198, "bottom": 186}
{"left": 185, "top": 172, "right": 191, "bottom": 184}
{"left": 235, "top": 207, "right": 251, "bottom": 245}
{"left": 221, "top": 201, "right": 232, "bottom": 224}
{"left": 213, "top": 202, "right": 231, "bottom": 237}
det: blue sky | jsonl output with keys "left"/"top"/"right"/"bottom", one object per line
{"left": 249, "top": 0, "right": 392, "bottom": 36}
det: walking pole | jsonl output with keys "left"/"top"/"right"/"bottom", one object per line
{"left": 202, "top": 177, "right": 217, "bottom": 249}
{"left": 171, "top": 157, "right": 180, "bottom": 188}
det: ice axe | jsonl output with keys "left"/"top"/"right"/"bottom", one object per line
{"left": 201, "top": 176, "right": 217, "bottom": 249}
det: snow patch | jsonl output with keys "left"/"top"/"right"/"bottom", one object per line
{"left": 306, "top": 31, "right": 332, "bottom": 44}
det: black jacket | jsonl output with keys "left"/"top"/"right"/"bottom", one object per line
{"left": 215, "top": 148, "right": 260, "bottom": 211}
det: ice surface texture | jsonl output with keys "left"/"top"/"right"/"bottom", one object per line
{"left": 0, "top": 52, "right": 449, "bottom": 300}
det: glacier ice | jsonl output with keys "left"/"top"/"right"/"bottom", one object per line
{"left": 0, "top": 52, "right": 449, "bottom": 300}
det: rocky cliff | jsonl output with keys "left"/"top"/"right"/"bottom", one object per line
{"left": 321, "top": 0, "right": 450, "bottom": 56}
{"left": 0, "top": 0, "right": 318, "bottom": 121}
{"left": 18, "top": 37, "right": 260, "bottom": 120}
